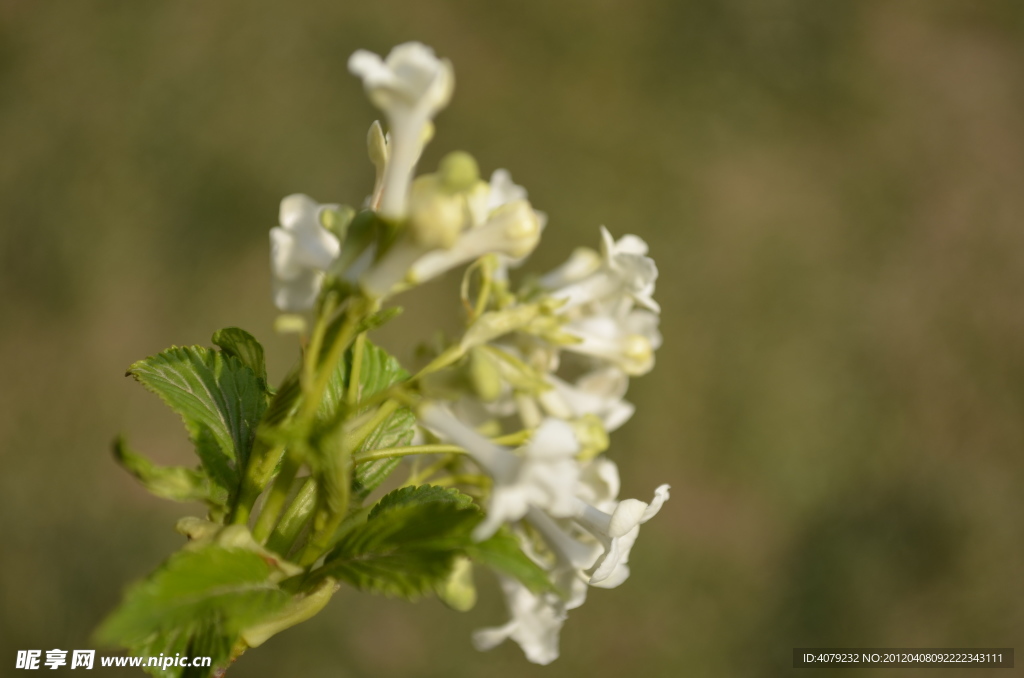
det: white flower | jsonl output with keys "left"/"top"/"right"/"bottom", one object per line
{"left": 269, "top": 194, "right": 341, "bottom": 311}
{"left": 537, "top": 367, "right": 636, "bottom": 432}
{"left": 546, "top": 226, "right": 660, "bottom": 313}
{"left": 409, "top": 199, "right": 542, "bottom": 283}
{"left": 472, "top": 576, "right": 566, "bottom": 665}
{"left": 521, "top": 458, "right": 669, "bottom": 588}
{"left": 473, "top": 517, "right": 592, "bottom": 665}
{"left": 349, "top": 43, "right": 454, "bottom": 220}
{"left": 562, "top": 308, "right": 662, "bottom": 376}
{"left": 418, "top": 404, "right": 580, "bottom": 541}
{"left": 538, "top": 246, "right": 602, "bottom": 290}
{"left": 362, "top": 167, "right": 543, "bottom": 299}
{"left": 574, "top": 482, "right": 670, "bottom": 587}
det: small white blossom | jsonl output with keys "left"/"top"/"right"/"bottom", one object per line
{"left": 538, "top": 367, "right": 636, "bottom": 432}
{"left": 514, "top": 459, "right": 669, "bottom": 589}
{"left": 546, "top": 226, "right": 659, "bottom": 313}
{"left": 575, "top": 482, "right": 670, "bottom": 587}
{"left": 349, "top": 43, "right": 454, "bottom": 220}
{"left": 562, "top": 308, "right": 662, "bottom": 376}
{"left": 363, "top": 168, "right": 543, "bottom": 299}
{"left": 409, "top": 199, "right": 542, "bottom": 283}
{"left": 269, "top": 194, "right": 341, "bottom": 311}
{"left": 418, "top": 404, "right": 580, "bottom": 541}
{"left": 472, "top": 576, "right": 566, "bottom": 665}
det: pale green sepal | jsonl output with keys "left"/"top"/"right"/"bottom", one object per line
{"left": 435, "top": 555, "right": 477, "bottom": 612}
{"left": 468, "top": 347, "right": 503, "bottom": 402}
{"left": 175, "top": 516, "right": 221, "bottom": 542}
{"left": 212, "top": 327, "right": 268, "bottom": 386}
{"left": 113, "top": 437, "right": 214, "bottom": 505}
{"left": 240, "top": 578, "right": 337, "bottom": 647}
{"left": 460, "top": 304, "right": 540, "bottom": 350}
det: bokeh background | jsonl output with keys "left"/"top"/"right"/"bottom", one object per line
{"left": 2, "top": 1, "right": 1023, "bottom": 676}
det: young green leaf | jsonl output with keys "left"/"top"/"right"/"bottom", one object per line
{"left": 113, "top": 436, "right": 216, "bottom": 505}
{"left": 317, "top": 485, "right": 481, "bottom": 599}
{"left": 465, "top": 527, "right": 557, "bottom": 595}
{"left": 127, "top": 346, "right": 269, "bottom": 502}
{"left": 129, "top": 619, "right": 231, "bottom": 678}
{"left": 212, "top": 327, "right": 268, "bottom": 387}
{"left": 96, "top": 544, "right": 292, "bottom": 648}
{"left": 315, "top": 339, "right": 416, "bottom": 499}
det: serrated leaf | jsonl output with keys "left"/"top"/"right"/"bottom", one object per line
{"left": 130, "top": 619, "right": 230, "bottom": 678}
{"left": 313, "top": 339, "right": 416, "bottom": 500}
{"left": 369, "top": 484, "right": 475, "bottom": 517}
{"left": 212, "top": 327, "right": 267, "bottom": 387}
{"left": 113, "top": 436, "right": 214, "bottom": 505}
{"left": 465, "top": 527, "right": 557, "bottom": 595}
{"left": 318, "top": 485, "right": 481, "bottom": 599}
{"left": 96, "top": 545, "right": 291, "bottom": 648}
{"left": 261, "top": 369, "right": 301, "bottom": 432}
{"left": 127, "top": 346, "right": 268, "bottom": 502}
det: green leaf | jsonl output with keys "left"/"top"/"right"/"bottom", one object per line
{"left": 315, "top": 339, "right": 416, "bottom": 500}
{"left": 212, "top": 327, "right": 267, "bottom": 387}
{"left": 465, "top": 527, "right": 557, "bottom": 595}
{"left": 130, "top": 619, "right": 231, "bottom": 678}
{"left": 318, "top": 485, "right": 481, "bottom": 599}
{"left": 96, "top": 544, "right": 291, "bottom": 648}
{"left": 113, "top": 436, "right": 212, "bottom": 504}
{"left": 260, "top": 369, "right": 301, "bottom": 436}
{"left": 127, "top": 346, "right": 268, "bottom": 503}
{"left": 369, "top": 484, "right": 475, "bottom": 516}
{"left": 97, "top": 540, "right": 295, "bottom": 676}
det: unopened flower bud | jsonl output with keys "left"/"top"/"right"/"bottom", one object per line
{"left": 439, "top": 151, "right": 480, "bottom": 193}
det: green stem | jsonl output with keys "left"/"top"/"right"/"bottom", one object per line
{"left": 353, "top": 444, "right": 465, "bottom": 465}
{"left": 491, "top": 429, "right": 531, "bottom": 446}
{"left": 347, "top": 332, "right": 366, "bottom": 406}
{"left": 231, "top": 442, "right": 285, "bottom": 525}
{"left": 344, "top": 400, "right": 400, "bottom": 452}
{"left": 266, "top": 477, "right": 318, "bottom": 556}
{"left": 409, "top": 345, "right": 465, "bottom": 384}
{"left": 402, "top": 454, "right": 457, "bottom": 487}
{"left": 473, "top": 261, "right": 494, "bottom": 320}
{"left": 297, "top": 302, "right": 363, "bottom": 426}
{"left": 303, "top": 294, "right": 338, "bottom": 395}
{"left": 431, "top": 474, "right": 489, "bottom": 487}
{"left": 252, "top": 449, "right": 302, "bottom": 543}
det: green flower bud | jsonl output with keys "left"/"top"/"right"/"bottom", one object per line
{"left": 435, "top": 556, "right": 477, "bottom": 612}
{"left": 438, "top": 151, "right": 480, "bottom": 193}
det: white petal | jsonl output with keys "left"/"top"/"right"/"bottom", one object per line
{"left": 272, "top": 268, "right": 322, "bottom": 312}
{"left": 641, "top": 484, "right": 671, "bottom": 523}
{"left": 608, "top": 499, "right": 648, "bottom": 538}
{"left": 279, "top": 194, "right": 319, "bottom": 231}
{"left": 488, "top": 168, "right": 528, "bottom": 210}
{"left": 538, "top": 247, "right": 602, "bottom": 289}
{"left": 577, "top": 458, "right": 620, "bottom": 510}
{"left": 526, "top": 418, "right": 579, "bottom": 459}
{"left": 471, "top": 621, "right": 517, "bottom": 652}
{"left": 588, "top": 525, "right": 639, "bottom": 585}
{"left": 270, "top": 228, "right": 304, "bottom": 281}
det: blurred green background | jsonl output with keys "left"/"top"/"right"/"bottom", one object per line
{"left": 2, "top": 1, "right": 1023, "bottom": 676}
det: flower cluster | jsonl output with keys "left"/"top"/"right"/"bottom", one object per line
{"left": 268, "top": 41, "right": 668, "bottom": 665}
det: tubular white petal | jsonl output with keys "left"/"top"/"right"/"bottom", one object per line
{"left": 348, "top": 43, "right": 454, "bottom": 219}
{"left": 272, "top": 268, "right": 323, "bottom": 312}
{"left": 527, "top": 507, "right": 601, "bottom": 571}
{"left": 472, "top": 577, "right": 566, "bottom": 665}
{"left": 418, "top": 403, "right": 515, "bottom": 478}
{"left": 641, "top": 484, "right": 671, "bottom": 523}
{"left": 588, "top": 525, "right": 639, "bottom": 585}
